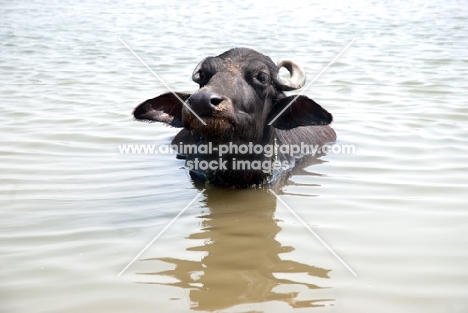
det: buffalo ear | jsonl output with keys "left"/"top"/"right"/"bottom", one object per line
{"left": 269, "top": 95, "right": 333, "bottom": 130}
{"left": 133, "top": 92, "right": 190, "bottom": 127}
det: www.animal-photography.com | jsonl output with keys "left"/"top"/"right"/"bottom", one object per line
{"left": 2, "top": 1, "right": 467, "bottom": 312}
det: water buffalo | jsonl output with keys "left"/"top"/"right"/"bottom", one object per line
{"left": 133, "top": 48, "right": 336, "bottom": 187}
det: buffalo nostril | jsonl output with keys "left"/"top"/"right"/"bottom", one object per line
{"left": 210, "top": 96, "right": 223, "bottom": 106}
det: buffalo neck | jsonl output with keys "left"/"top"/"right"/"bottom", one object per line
{"left": 182, "top": 126, "right": 282, "bottom": 187}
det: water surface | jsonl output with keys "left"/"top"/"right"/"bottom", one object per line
{"left": 1, "top": 0, "right": 468, "bottom": 312}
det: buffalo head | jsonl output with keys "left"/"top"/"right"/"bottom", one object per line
{"left": 133, "top": 47, "right": 335, "bottom": 186}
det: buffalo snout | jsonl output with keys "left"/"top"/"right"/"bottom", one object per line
{"left": 188, "top": 90, "right": 224, "bottom": 117}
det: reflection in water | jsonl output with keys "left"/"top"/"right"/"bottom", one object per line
{"left": 137, "top": 188, "right": 334, "bottom": 311}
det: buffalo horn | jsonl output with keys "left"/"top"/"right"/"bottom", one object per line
{"left": 276, "top": 59, "right": 306, "bottom": 91}
{"left": 192, "top": 57, "right": 207, "bottom": 84}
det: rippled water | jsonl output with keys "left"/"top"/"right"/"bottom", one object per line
{"left": 1, "top": 0, "right": 468, "bottom": 312}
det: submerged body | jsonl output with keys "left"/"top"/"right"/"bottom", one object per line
{"left": 134, "top": 48, "right": 336, "bottom": 187}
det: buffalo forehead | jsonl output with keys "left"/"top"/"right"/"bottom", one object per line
{"left": 225, "top": 63, "right": 241, "bottom": 74}
{"left": 218, "top": 54, "right": 276, "bottom": 74}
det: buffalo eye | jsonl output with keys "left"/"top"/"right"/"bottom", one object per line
{"left": 256, "top": 72, "right": 270, "bottom": 85}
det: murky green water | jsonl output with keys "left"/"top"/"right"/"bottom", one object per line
{"left": 1, "top": 0, "right": 468, "bottom": 312}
